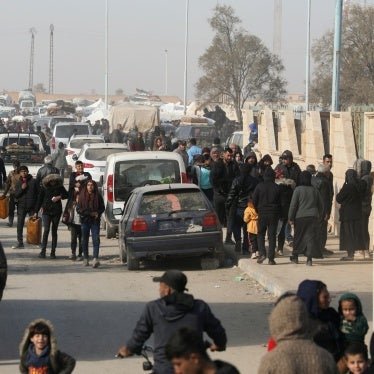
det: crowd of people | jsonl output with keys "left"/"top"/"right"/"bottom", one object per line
{"left": 173, "top": 138, "right": 372, "bottom": 266}
{"left": 1, "top": 156, "right": 104, "bottom": 268}
{"left": 16, "top": 271, "right": 372, "bottom": 373}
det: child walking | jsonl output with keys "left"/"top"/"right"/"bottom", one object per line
{"left": 338, "top": 293, "right": 369, "bottom": 343}
{"left": 243, "top": 195, "right": 259, "bottom": 259}
{"left": 19, "top": 318, "right": 76, "bottom": 373}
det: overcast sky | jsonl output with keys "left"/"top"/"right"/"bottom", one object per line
{"left": 0, "top": 0, "right": 371, "bottom": 101}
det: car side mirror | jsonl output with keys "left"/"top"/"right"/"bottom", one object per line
{"left": 72, "top": 154, "right": 78, "bottom": 161}
{"left": 113, "top": 208, "right": 123, "bottom": 216}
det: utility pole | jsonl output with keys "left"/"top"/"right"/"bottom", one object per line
{"left": 183, "top": 0, "right": 189, "bottom": 115}
{"left": 273, "top": 0, "right": 282, "bottom": 57}
{"left": 331, "top": 0, "right": 343, "bottom": 111}
{"left": 164, "top": 49, "right": 168, "bottom": 95}
{"left": 49, "top": 24, "right": 54, "bottom": 94}
{"left": 28, "top": 27, "right": 36, "bottom": 90}
{"left": 305, "top": 0, "right": 311, "bottom": 111}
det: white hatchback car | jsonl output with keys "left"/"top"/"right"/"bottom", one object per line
{"left": 74, "top": 143, "right": 128, "bottom": 184}
{"left": 66, "top": 135, "right": 105, "bottom": 174}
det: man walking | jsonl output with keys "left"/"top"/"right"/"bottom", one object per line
{"left": 117, "top": 270, "right": 227, "bottom": 374}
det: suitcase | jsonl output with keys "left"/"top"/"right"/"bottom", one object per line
{"left": 0, "top": 197, "right": 9, "bottom": 219}
{"left": 26, "top": 217, "right": 42, "bottom": 245}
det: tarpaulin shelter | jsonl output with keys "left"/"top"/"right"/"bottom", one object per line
{"left": 108, "top": 102, "right": 159, "bottom": 133}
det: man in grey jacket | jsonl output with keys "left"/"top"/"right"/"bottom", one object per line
{"left": 117, "top": 270, "right": 227, "bottom": 374}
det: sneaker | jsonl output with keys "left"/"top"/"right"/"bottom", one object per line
{"left": 251, "top": 252, "right": 258, "bottom": 259}
{"left": 290, "top": 256, "right": 298, "bottom": 264}
{"left": 306, "top": 259, "right": 312, "bottom": 266}
{"left": 277, "top": 250, "right": 283, "bottom": 256}
{"left": 6, "top": 222, "right": 13, "bottom": 227}
{"left": 12, "top": 243, "right": 25, "bottom": 249}
{"left": 83, "top": 259, "right": 89, "bottom": 267}
{"left": 69, "top": 254, "right": 77, "bottom": 261}
{"left": 286, "top": 240, "right": 294, "bottom": 247}
{"left": 257, "top": 255, "right": 266, "bottom": 264}
{"left": 354, "top": 251, "right": 365, "bottom": 261}
{"left": 50, "top": 253, "right": 56, "bottom": 259}
{"left": 92, "top": 258, "right": 100, "bottom": 268}
{"left": 38, "top": 252, "right": 46, "bottom": 259}
{"left": 77, "top": 254, "right": 83, "bottom": 261}
{"left": 268, "top": 259, "right": 276, "bottom": 265}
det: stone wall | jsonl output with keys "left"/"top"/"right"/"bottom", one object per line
{"left": 246, "top": 109, "right": 374, "bottom": 249}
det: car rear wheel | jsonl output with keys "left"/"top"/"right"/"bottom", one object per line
{"left": 127, "top": 248, "right": 140, "bottom": 271}
{"left": 106, "top": 224, "right": 116, "bottom": 239}
{"left": 119, "top": 238, "right": 126, "bottom": 264}
{"left": 200, "top": 257, "right": 219, "bottom": 270}
{"left": 215, "top": 243, "right": 226, "bottom": 268}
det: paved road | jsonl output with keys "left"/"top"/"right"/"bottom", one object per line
{"left": 0, "top": 221, "right": 275, "bottom": 373}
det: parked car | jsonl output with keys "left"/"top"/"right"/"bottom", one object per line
{"left": 73, "top": 142, "right": 128, "bottom": 183}
{"left": 49, "top": 122, "right": 91, "bottom": 154}
{"left": 65, "top": 135, "right": 105, "bottom": 173}
{"left": 225, "top": 131, "right": 243, "bottom": 149}
{"left": 159, "top": 122, "right": 177, "bottom": 136}
{"left": 115, "top": 183, "right": 224, "bottom": 270}
{"left": 174, "top": 123, "right": 218, "bottom": 148}
{"left": 34, "top": 115, "right": 76, "bottom": 131}
{"left": 0, "top": 133, "right": 46, "bottom": 176}
{"left": 102, "top": 151, "right": 187, "bottom": 239}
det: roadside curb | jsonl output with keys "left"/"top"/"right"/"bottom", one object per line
{"left": 238, "top": 259, "right": 288, "bottom": 297}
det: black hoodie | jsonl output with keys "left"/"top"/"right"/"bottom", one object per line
{"left": 126, "top": 292, "right": 227, "bottom": 374}
{"left": 252, "top": 168, "right": 281, "bottom": 215}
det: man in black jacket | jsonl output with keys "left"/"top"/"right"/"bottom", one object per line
{"left": 117, "top": 270, "right": 227, "bottom": 374}
{"left": 210, "top": 148, "right": 239, "bottom": 243}
{"left": 274, "top": 150, "right": 301, "bottom": 254}
{"left": 252, "top": 167, "right": 281, "bottom": 265}
{"left": 226, "top": 163, "right": 258, "bottom": 253}
{"left": 36, "top": 155, "right": 60, "bottom": 186}
{"left": 13, "top": 166, "right": 39, "bottom": 249}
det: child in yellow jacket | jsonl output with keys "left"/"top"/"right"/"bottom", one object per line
{"left": 243, "top": 196, "right": 259, "bottom": 259}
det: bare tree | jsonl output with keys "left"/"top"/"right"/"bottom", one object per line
{"left": 311, "top": 4, "right": 374, "bottom": 108}
{"left": 195, "top": 5, "right": 286, "bottom": 124}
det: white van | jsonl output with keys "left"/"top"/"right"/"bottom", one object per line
{"left": 50, "top": 122, "right": 91, "bottom": 154}
{"left": 102, "top": 151, "right": 187, "bottom": 238}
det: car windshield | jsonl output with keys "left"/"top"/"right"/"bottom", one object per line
{"left": 2, "top": 137, "right": 40, "bottom": 147}
{"left": 55, "top": 126, "right": 89, "bottom": 138}
{"left": 50, "top": 117, "right": 75, "bottom": 130}
{"left": 85, "top": 148, "right": 124, "bottom": 161}
{"left": 70, "top": 138, "right": 104, "bottom": 148}
{"left": 176, "top": 125, "right": 216, "bottom": 139}
{"left": 139, "top": 190, "right": 207, "bottom": 215}
{"left": 114, "top": 159, "right": 181, "bottom": 201}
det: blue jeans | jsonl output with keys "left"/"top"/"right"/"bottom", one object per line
{"left": 81, "top": 222, "right": 100, "bottom": 259}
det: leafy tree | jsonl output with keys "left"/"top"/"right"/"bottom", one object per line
{"left": 310, "top": 4, "right": 374, "bottom": 108}
{"left": 195, "top": 5, "right": 286, "bottom": 124}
